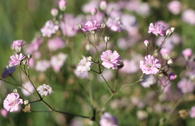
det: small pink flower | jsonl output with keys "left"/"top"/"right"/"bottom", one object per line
{"left": 100, "top": 112, "right": 118, "bottom": 126}
{"left": 12, "top": 40, "right": 25, "bottom": 52}
{"left": 140, "top": 55, "right": 161, "bottom": 75}
{"left": 169, "top": 73, "right": 177, "bottom": 80}
{"left": 50, "top": 53, "right": 67, "bottom": 72}
{"left": 51, "top": 8, "right": 58, "bottom": 17}
{"left": 106, "top": 17, "right": 122, "bottom": 32}
{"left": 58, "top": 0, "right": 67, "bottom": 10}
{"left": 35, "top": 60, "right": 50, "bottom": 72}
{"left": 144, "top": 40, "right": 149, "bottom": 47}
{"left": 37, "top": 84, "right": 53, "bottom": 96}
{"left": 60, "top": 14, "right": 81, "bottom": 37}
{"left": 182, "top": 48, "right": 192, "bottom": 59}
{"left": 26, "top": 37, "right": 43, "bottom": 54}
{"left": 190, "top": 106, "right": 195, "bottom": 118}
{"left": 182, "top": 9, "right": 195, "bottom": 25}
{"left": 0, "top": 109, "right": 8, "bottom": 117}
{"left": 120, "top": 59, "right": 139, "bottom": 74}
{"left": 81, "top": 20, "right": 101, "bottom": 32}
{"left": 3, "top": 92, "right": 23, "bottom": 112}
{"left": 101, "top": 50, "right": 123, "bottom": 69}
{"left": 48, "top": 37, "right": 65, "bottom": 51}
{"left": 148, "top": 21, "right": 169, "bottom": 36}
{"left": 167, "top": 1, "right": 182, "bottom": 15}
{"left": 41, "top": 20, "right": 59, "bottom": 37}
{"left": 9, "top": 53, "right": 26, "bottom": 67}
{"left": 177, "top": 78, "right": 194, "bottom": 94}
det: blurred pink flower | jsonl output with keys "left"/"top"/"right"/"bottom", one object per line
{"left": 60, "top": 14, "right": 82, "bottom": 37}
{"left": 3, "top": 92, "right": 23, "bottom": 112}
{"left": 26, "top": 37, "right": 43, "bottom": 54}
{"left": 120, "top": 59, "right": 139, "bottom": 74}
{"left": 177, "top": 78, "right": 194, "bottom": 94}
{"left": 41, "top": 20, "right": 59, "bottom": 37}
{"left": 106, "top": 17, "right": 122, "bottom": 32}
{"left": 35, "top": 60, "right": 50, "bottom": 72}
{"left": 82, "top": 0, "right": 98, "bottom": 13}
{"left": 140, "top": 55, "right": 161, "bottom": 75}
{"left": 167, "top": 1, "right": 181, "bottom": 15}
{"left": 0, "top": 109, "right": 8, "bottom": 117}
{"left": 74, "top": 56, "right": 92, "bottom": 79}
{"left": 81, "top": 20, "right": 101, "bottom": 32}
{"left": 182, "top": 9, "right": 195, "bottom": 25}
{"left": 12, "top": 40, "right": 25, "bottom": 52}
{"left": 148, "top": 21, "right": 169, "bottom": 36}
{"left": 48, "top": 37, "right": 65, "bottom": 51}
{"left": 50, "top": 53, "right": 67, "bottom": 72}
{"left": 9, "top": 53, "right": 25, "bottom": 67}
{"left": 58, "top": 0, "right": 67, "bottom": 10}
{"left": 22, "top": 81, "right": 35, "bottom": 96}
{"left": 101, "top": 50, "right": 123, "bottom": 69}
{"left": 190, "top": 106, "right": 195, "bottom": 118}
{"left": 182, "top": 48, "right": 192, "bottom": 59}
{"left": 100, "top": 112, "right": 118, "bottom": 126}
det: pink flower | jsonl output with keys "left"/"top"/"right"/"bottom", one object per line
{"left": 101, "top": 50, "right": 123, "bottom": 69}
{"left": 182, "top": 48, "right": 192, "bottom": 59}
{"left": 26, "top": 37, "right": 43, "bottom": 54}
{"left": 58, "top": 0, "right": 67, "bottom": 10}
{"left": 41, "top": 20, "right": 59, "bottom": 37}
{"left": 140, "top": 55, "right": 161, "bottom": 75}
{"left": 100, "top": 112, "right": 118, "bottom": 126}
{"left": 106, "top": 17, "right": 122, "bottom": 32}
{"left": 11, "top": 40, "right": 25, "bottom": 52}
{"left": 148, "top": 21, "right": 169, "bottom": 36}
{"left": 35, "top": 60, "right": 50, "bottom": 72}
{"left": 177, "top": 78, "right": 194, "bottom": 94}
{"left": 0, "top": 109, "right": 8, "bottom": 117}
{"left": 48, "top": 37, "right": 65, "bottom": 51}
{"left": 167, "top": 1, "right": 182, "bottom": 15}
{"left": 51, "top": 8, "right": 58, "bottom": 17}
{"left": 9, "top": 53, "right": 26, "bottom": 67}
{"left": 190, "top": 106, "right": 195, "bottom": 118}
{"left": 120, "top": 59, "right": 139, "bottom": 74}
{"left": 81, "top": 20, "right": 101, "bottom": 32}
{"left": 74, "top": 56, "right": 92, "bottom": 78}
{"left": 169, "top": 73, "right": 177, "bottom": 80}
{"left": 144, "top": 40, "right": 149, "bottom": 47}
{"left": 50, "top": 53, "right": 67, "bottom": 72}
{"left": 3, "top": 92, "right": 23, "bottom": 112}
{"left": 60, "top": 14, "right": 81, "bottom": 37}
{"left": 182, "top": 9, "right": 195, "bottom": 25}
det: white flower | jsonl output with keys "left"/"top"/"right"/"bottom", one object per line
{"left": 37, "top": 84, "right": 53, "bottom": 96}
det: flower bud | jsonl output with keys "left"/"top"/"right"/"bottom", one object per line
{"left": 144, "top": 40, "right": 149, "bottom": 47}
{"left": 169, "top": 73, "right": 177, "bottom": 80}
{"left": 51, "top": 8, "right": 58, "bottom": 17}
{"left": 100, "top": 1, "right": 107, "bottom": 10}
{"left": 58, "top": 0, "right": 67, "bottom": 11}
